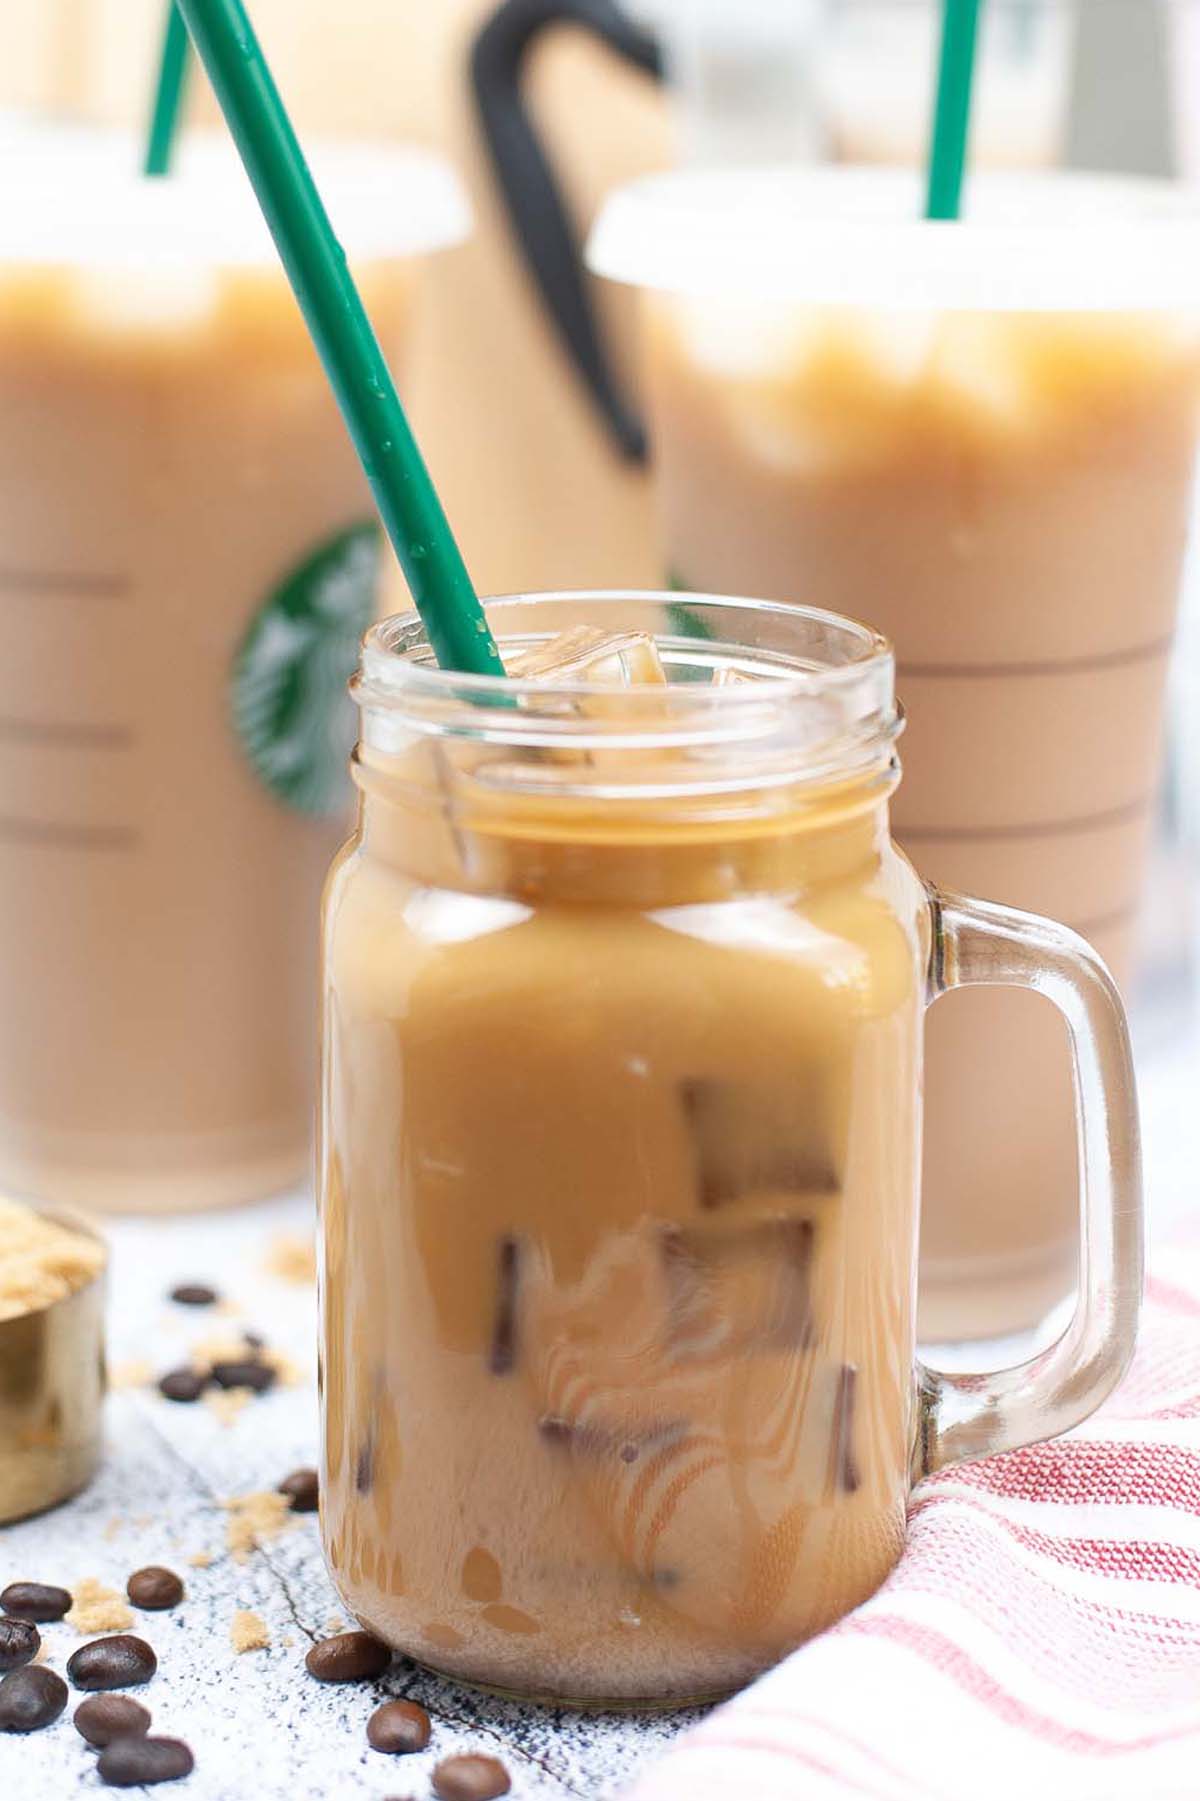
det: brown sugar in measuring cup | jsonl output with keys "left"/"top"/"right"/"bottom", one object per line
{"left": 0, "top": 1197, "right": 107, "bottom": 1523}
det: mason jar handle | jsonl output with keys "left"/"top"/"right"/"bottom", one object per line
{"left": 916, "top": 885, "right": 1143, "bottom": 1478}
{"left": 470, "top": 0, "right": 664, "bottom": 462}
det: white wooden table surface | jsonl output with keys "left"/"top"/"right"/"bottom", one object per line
{"left": 1, "top": 1017, "right": 1196, "bottom": 1801}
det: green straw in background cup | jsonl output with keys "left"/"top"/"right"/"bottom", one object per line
{"left": 144, "top": 3, "right": 192, "bottom": 177}
{"left": 925, "top": 0, "right": 983, "bottom": 219}
{"left": 171, "top": 0, "right": 505, "bottom": 679}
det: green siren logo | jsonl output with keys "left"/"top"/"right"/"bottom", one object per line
{"left": 665, "top": 570, "right": 717, "bottom": 657}
{"left": 232, "top": 522, "right": 381, "bottom": 815}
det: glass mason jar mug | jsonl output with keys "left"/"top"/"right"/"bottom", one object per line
{"left": 319, "top": 592, "right": 1142, "bottom": 1706}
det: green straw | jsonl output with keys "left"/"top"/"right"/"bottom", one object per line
{"left": 925, "top": 0, "right": 983, "bottom": 220}
{"left": 144, "top": 4, "right": 192, "bottom": 178}
{"left": 171, "top": 0, "right": 504, "bottom": 679}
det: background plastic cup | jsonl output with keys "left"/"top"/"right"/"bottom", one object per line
{"left": 0, "top": 0, "right": 673, "bottom": 605}
{"left": 0, "top": 121, "right": 467, "bottom": 1213}
{"left": 589, "top": 164, "right": 1200, "bottom": 1339}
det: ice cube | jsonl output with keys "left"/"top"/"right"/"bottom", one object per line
{"left": 670, "top": 293, "right": 825, "bottom": 383}
{"left": 928, "top": 315, "right": 1032, "bottom": 437}
{"left": 659, "top": 1216, "right": 816, "bottom": 1362}
{"left": 719, "top": 310, "right": 937, "bottom": 475}
{"left": 505, "top": 626, "right": 670, "bottom": 758}
{"left": 1002, "top": 312, "right": 1200, "bottom": 419}
{"left": 69, "top": 262, "right": 221, "bottom": 340}
{"left": 508, "top": 625, "right": 666, "bottom": 689}
{"left": 850, "top": 309, "right": 939, "bottom": 389}
{"left": 680, "top": 1078, "right": 840, "bottom": 1211}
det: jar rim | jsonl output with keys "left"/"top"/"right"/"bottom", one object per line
{"left": 360, "top": 590, "right": 891, "bottom": 699}
{"left": 355, "top": 593, "right": 899, "bottom": 801}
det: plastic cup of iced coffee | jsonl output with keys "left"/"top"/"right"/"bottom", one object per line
{"left": 587, "top": 167, "right": 1200, "bottom": 1338}
{"left": 319, "top": 591, "right": 1141, "bottom": 1703}
{"left": 0, "top": 120, "right": 468, "bottom": 1212}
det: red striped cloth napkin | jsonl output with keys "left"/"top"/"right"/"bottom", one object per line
{"left": 626, "top": 1249, "right": 1200, "bottom": 1801}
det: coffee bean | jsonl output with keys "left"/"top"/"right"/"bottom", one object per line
{"left": 74, "top": 1694, "right": 152, "bottom": 1748}
{"left": 303, "top": 1630, "right": 390, "bottom": 1683}
{"left": 367, "top": 1699, "right": 431, "bottom": 1754}
{"left": 432, "top": 1754, "right": 511, "bottom": 1800}
{"left": 1, "top": 1581, "right": 72, "bottom": 1622}
{"left": 0, "top": 1666, "right": 69, "bottom": 1732}
{"left": 277, "top": 1468, "right": 319, "bottom": 1514}
{"left": 98, "top": 1735, "right": 194, "bottom": 1787}
{"left": 210, "top": 1359, "right": 275, "bottom": 1394}
{"left": 169, "top": 1282, "right": 218, "bottom": 1307}
{"left": 158, "top": 1367, "right": 208, "bottom": 1404}
{"left": 0, "top": 1619, "right": 39, "bottom": 1671}
{"left": 67, "top": 1634, "right": 157, "bottom": 1691}
{"left": 127, "top": 1568, "right": 184, "bottom": 1612}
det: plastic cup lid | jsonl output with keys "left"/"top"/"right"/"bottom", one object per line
{"left": 0, "top": 119, "right": 471, "bottom": 269}
{"left": 588, "top": 165, "right": 1200, "bottom": 311}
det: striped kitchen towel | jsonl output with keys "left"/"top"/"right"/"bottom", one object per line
{"left": 625, "top": 1246, "right": 1200, "bottom": 1801}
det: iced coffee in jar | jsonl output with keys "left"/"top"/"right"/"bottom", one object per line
{"left": 319, "top": 593, "right": 1141, "bottom": 1704}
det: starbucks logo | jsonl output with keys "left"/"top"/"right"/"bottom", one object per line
{"left": 665, "top": 572, "right": 716, "bottom": 650}
{"left": 232, "top": 522, "right": 382, "bottom": 815}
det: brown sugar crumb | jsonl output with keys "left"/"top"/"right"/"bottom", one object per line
{"left": 109, "top": 1359, "right": 154, "bottom": 1392}
{"left": 187, "top": 1551, "right": 214, "bottom": 1570}
{"left": 0, "top": 1196, "right": 106, "bottom": 1321}
{"left": 187, "top": 1333, "right": 262, "bottom": 1373}
{"left": 203, "top": 1387, "right": 254, "bottom": 1427}
{"left": 262, "top": 1348, "right": 302, "bottom": 1387}
{"left": 263, "top": 1232, "right": 316, "bottom": 1285}
{"left": 324, "top": 1615, "right": 347, "bottom": 1636}
{"left": 230, "top": 1609, "right": 271, "bottom": 1653}
{"left": 222, "top": 1491, "right": 295, "bottom": 1563}
{"left": 65, "top": 1577, "right": 135, "bottom": 1635}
